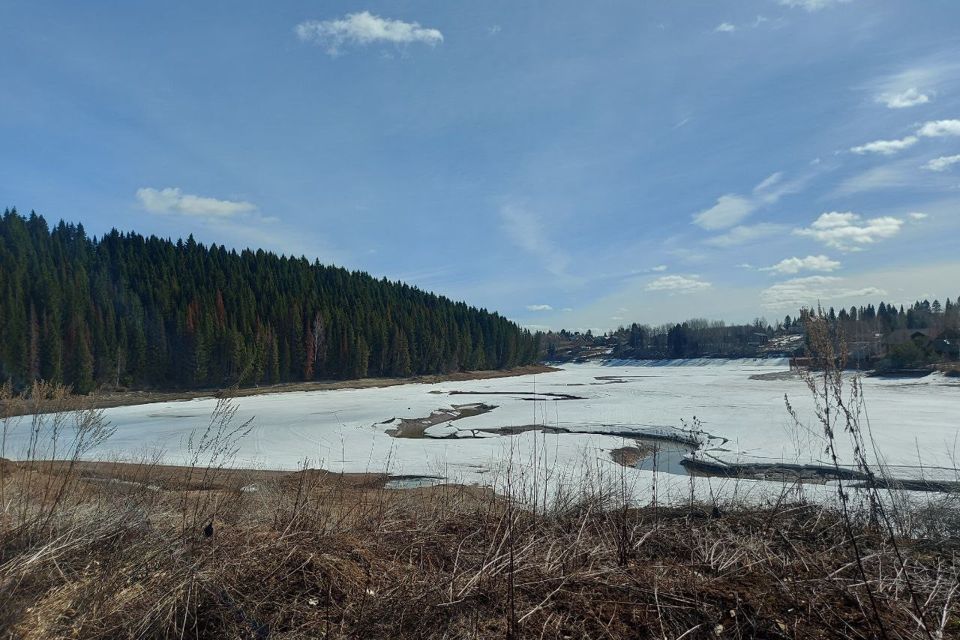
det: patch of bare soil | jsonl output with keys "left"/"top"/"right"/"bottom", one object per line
{"left": 749, "top": 370, "right": 802, "bottom": 381}
{"left": 592, "top": 375, "right": 659, "bottom": 385}
{"left": 609, "top": 444, "right": 655, "bottom": 466}
{"left": 386, "top": 402, "right": 498, "bottom": 438}
{"left": 0, "top": 457, "right": 16, "bottom": 475}
{"left": 473, "top": 424, "right": 568, "bottom": 436}
{"left": 681, "top": 455, "right": 867, "bottom": 483}
{"left": 447, "top": 390, "right": 585, "bottom": 400}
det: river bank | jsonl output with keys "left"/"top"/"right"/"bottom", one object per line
{"left": 0, "top": 364, "right": 559, "bottom": 417}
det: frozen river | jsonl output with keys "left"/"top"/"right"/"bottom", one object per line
{"left": 7, "top": 360, "right": 960, "bottom": 504}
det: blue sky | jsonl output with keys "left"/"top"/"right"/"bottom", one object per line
{"left": 3, "top": 0, "right": 960, "bottom": 331}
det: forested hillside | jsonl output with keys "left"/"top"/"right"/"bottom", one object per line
{"left": 0, "top": 210, "right": 539, "bottom": 393}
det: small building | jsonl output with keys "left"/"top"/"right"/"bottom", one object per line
{"left": 882, "top": 329, "right": 932, "bottom": 354}
{"left": 748, "top": 332, "right": 769, "bottom": 347}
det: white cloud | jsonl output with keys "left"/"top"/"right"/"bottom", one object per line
{"left": 713, "top": 17, "right": 774, "bottom": 33}
{"left": 296, "top": 12, "right": 443, "bottom": 55}
{"left": 526, "top": 304, "right": 553, "bottom": 312}
{"left": 693, "top": 194, "right": 753, "bottom": 230}
{"left": 850, "top": 136, "right": 918, "bottom": 155}
{"left": 645, "top": 275, "right": 711, "bottom": 294}
{"left": 134, "top": 188, "right": 340, "bottom": 262}
{"left": 778, "top": 0, "right": 852, "bottom": 10}
{"left": 753, "top": 171, "right": 783, "bottom": 192}
{"left": 136, "top": 187, "right": 256, "bottom": 219}
{"left": 794, "top": 212, "right": 903, "bottom": 251}
{"left": 847, "top": 119, "right": 960, "bottom": 157}
{"left": 917, "top": 119, "right": 960, "bottom": 138}
{"left": 760, "top": 275, "right": 885, "bottom": 310}
{"left": 651, "top": 265, "right": 668, "bottom": 272}
{"left": 925, "top": 155, "right": 960, "bottom": 172}
{"left": 499, "top": 203, "right": 575, "bottom": 282}
{"left": 760, "top": 255, "right": 841, "bottom": 275}
{"left": 909, "top": 212, "right": 928, "bottom": 220}
{"left": 831, "top": 165, "right": 914, "bottom": 197}
{"left": 704, "top": 223, "right": 789, "bottom": 248}
{"left": 863, "top": 58, "right": 960, "bottom": 115}
{"left": 693, "top": 172, "right": 805, "bottom": 230}
{"left": 877, "top": 87, "right": 930, "bottom": 109}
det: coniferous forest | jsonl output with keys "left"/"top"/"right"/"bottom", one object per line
{"left": 0, "top": 210, "right": 540, "bottom": 393}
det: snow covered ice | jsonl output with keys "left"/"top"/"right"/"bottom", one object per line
{"left": 6, "top": 359, "right": 959, "bottom": 505}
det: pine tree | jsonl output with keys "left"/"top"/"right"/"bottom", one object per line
{"left": 73, "top": 325, "right": 95, "bottom": 394}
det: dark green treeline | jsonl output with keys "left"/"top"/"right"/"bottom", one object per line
{"left": 0, "top": 210, "right": 539, "bottom": 393}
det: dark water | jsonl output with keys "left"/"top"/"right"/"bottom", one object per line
{"left": 633, "top": 440, "right": 693, "bottom": 476}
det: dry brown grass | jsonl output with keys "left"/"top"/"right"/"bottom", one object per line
{"left": 2, "top": 454, "right": 959, "bottom": 639}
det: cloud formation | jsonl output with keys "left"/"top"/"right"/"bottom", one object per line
{"left": 693, "top": 172, "right": 798, "bottom": 230}
{"left": 645, "top": 275, "right": 711, "bottom": 294}
{"left": 137, "top": 187, "right": 257, "bottom": 219}
{"left": 778, "top": 0, "right": 852, "bottom": 10}
{"left": 925, "top": 155, "right": 960, "bottom": 172}
{"left": 794, "top": 212, "right": 903, "bottom": 251}
{"left": 296, "top": 12, "right": 443, "bottom": 55}
{"left": 693, "top": 194, "right": 753, "bottom": 230}
{"left": 876, "top": 87, "right": 930, "bottom": 109}
{"left": 760, "top": 255, "right": 841, "bottom": 275}
{"left": 849, "top": 120, "right": 960, "bottom": 156}
{"left": 917, "top": 119, "right": 960, "bottom": 138}
{"left": 712, "top": 16, "right": 773, "bottom": 33}
{"left": 850, "top": 136, "right": 917, "bottom": 155}
{"left": 831, "top": 165, "right": 915, "bottom": 197}
{"left": 864, "top": 58, "right": 958, "bottom": 114}
{"left": 704, "top": 223, "right": 789, "bottom": 248}
{"left": 499, "top": 203, "right": 574, "bottom": 282}
{"left": 760, "top": 275, "right": 884, "bottom": 309}
{"left": 526, "top": 304, "right": 553, "bottom": 312}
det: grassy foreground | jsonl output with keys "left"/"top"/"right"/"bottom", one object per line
{"left": 1, "top": 451, "right": 959, "bottom": 639}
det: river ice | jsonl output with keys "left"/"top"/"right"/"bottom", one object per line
{"left": 6, "top": 359, "right": 959, "bottom": 505}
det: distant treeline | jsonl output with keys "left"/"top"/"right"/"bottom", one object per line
{"left": 544, "top": 299, "right": 960, "bottom": 362}
{"left": 0, "top": 210, "right": 539, "bottom": 393}
{"left": 544, "top": 319, "right": 774, "bottom": 361}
